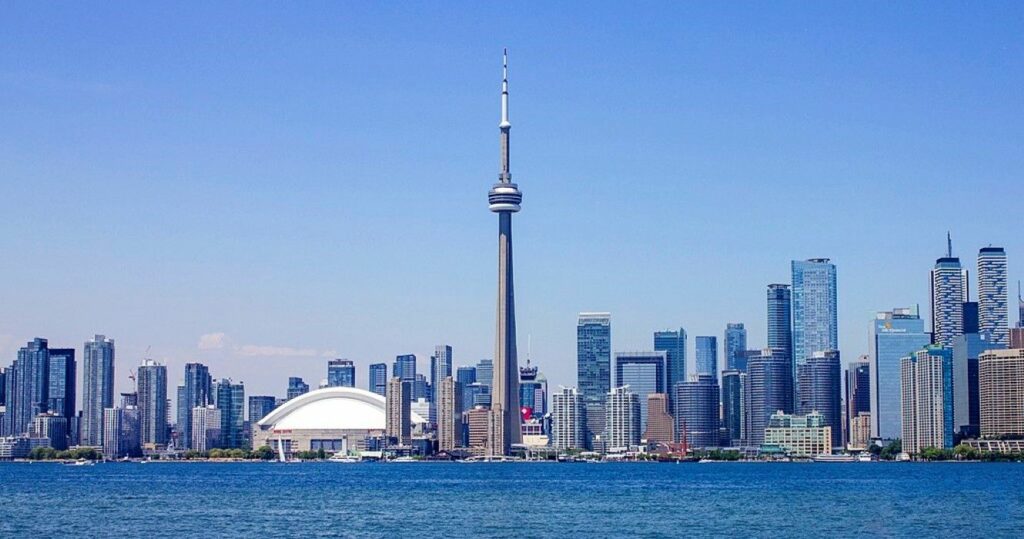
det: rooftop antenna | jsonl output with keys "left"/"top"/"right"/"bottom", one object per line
{"left": 946, "top": 231, "right": 952, "bottom": 258}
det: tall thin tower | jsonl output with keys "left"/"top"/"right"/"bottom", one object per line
{"left": 488, "top": 49, "right": 523, "bottom": 454}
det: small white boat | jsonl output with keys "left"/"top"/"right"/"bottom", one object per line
{"left": 813, "top": 454, "right": 855, "bottom": 463}
{"left": 328, "top": 454, "right": 361, "bottom": 463}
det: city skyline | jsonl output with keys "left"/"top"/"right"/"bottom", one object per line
{"left": 2, "top": 4, "right": 1023, "bottom": 403}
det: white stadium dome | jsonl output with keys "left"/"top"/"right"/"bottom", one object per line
{"left": 256, "top": 386, "right": 426, "bottom": 431}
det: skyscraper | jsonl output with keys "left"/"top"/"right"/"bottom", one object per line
{"left": 368, "top": 363, "right": 387, "bottom": 396}
{"left": 900, "top": 346, "right": 954, "bottom": 454}
{"left": 247, "top": 395, "right": 276, "bottom": 424}
{"left": 654, "top": 329, "right": 687, "bottom": 402}
{"left": 845, "top": 359, "right": 870, "bottom": 448}
{"left": 47, "top": 348, "right": 75, "bottom": 421}
{"left": 191, "top": 405, "right": 221, "bottom": 453}
{"left": 721, "top": 369, "right": 744, "bottom": 445}
{"left": 797, "top": 350, "right": 842, "bottom": 448}
{"left": 215, "top": 379, "right": 245, "bottom": 449}
{"left": 82, "top": 335, "right": 115, "bottom": 447}
{"left": 869, "top": 308, "right": 931, "bottom": 440}
{"left": 2, "top": 338, "right": 49, "bottom": 437}
{"left": 606, "top": 386, "right": 641, "bottom": 450}
{"left": 791, "top": 259, "right": 839, "bottom": 382}
{"left": 931, "top": 235, "right": 968, "bottom": 347}
{"left": 456, "top": 366, "right": 477, "bottom": 414}
{"left": 695, "top": 336, "right": 718, "bottom": 380}
{"left": 177, "top": 362, "right": 211, "bottom": 450}
{"left": 614, "top": 352, "right": 665, "bottom": 433}
{"left": 551, "top": 386, "right": 585, "bottom": 451}
{"left": 430, "top": 345, "right": 453, "bottom": 404}
{"left": 327, "top": 359, "right": 355, "bottom": 388}
{"left": 286, "top": 377, "right": 309, "bottom": 400}
{"left": 767, "top": 284, "right": 793, "bottom": 370}
{"left": 475, "top": 359, "right": 493, "bottom": 390}
{"left": 437, "top": 376, "right": 460, "bottom": 452}
{"left": 137, "top": 359, "right": 168, "bottom": 447}
{"left": 577, "top": 312, "right": 611, "bottom": 450}
{"left": 977, "top": 247, "right": 1008, "bottom": 346}
{"left": 724, "top": 323, "right": 748, "bottom": 371}
{"left": 673, "top": 375, "right": 720, "bottom": 449}
{"left": 978, "top": 349, "right": 1024, "bottom": 438}
{"left": 746, "top": 349, "right": 793, "bottom": 447}
{"left": 393, "top": 355, "right": 417, "bottom": 384}
{"left": 488, "top": 50, "right": 524, "bottom": 456}
{"left": 385, "top": 377, "right": 411, "bottom": 445}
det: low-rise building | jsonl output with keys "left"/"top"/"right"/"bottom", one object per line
{"left": 763, "top": 411, "right": 831, "bottom": 457}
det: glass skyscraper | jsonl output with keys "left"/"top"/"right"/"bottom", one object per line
{"left": 82, "top": 335, "right": 115, "bottom": 447}
{"left": 673, "top": 374, "right": 720, "bottom": 449}
{"left": 977, "top": 247, "right": 1008, "bottom": 347}
{"left": 578, "top": 312, "right": 611, "bottom": 449}
{"left": 286, "top": 377, "right": 309, "bottom": 400}
{"left": 952, "top": 333, "right": 1003, "bottom": 437}
{"left": 767, "top": 284, "right": 793, "bottom": 362}
{"left": 746, "top": 349, "right": 793, "bottom": 447}
{"left": 47, "top": 348, "right": 76, "bottom": 422}
{"left": 137, "top": 359, "right": 168, "bottom": 446}
{"left": 327, "top": 359, "right": 356, "bottom": 388}
{"left": 2, "top": 338, "right": 49, "bottom": 437}
{"left": 369, "top": 363, "right": 387, "bottom": 396}
{"left": 695, "top": 336, "right": 718, "bottom": 380}
{"left": 721, "top": 369, "right": 744, "bottom": 445}
{"left": 456, "top": 366, "right": 477, "bottom": 413}
{"left": 430, "top": 345, "right": 453, "bottom": 404}
{"left": 215, "top": 379, "right": 245, "bottom": 449}
{"left": 247, "top": 395, "right": 277, "bottom": 424}
{"left": 869, "top": 308, "right": 930, "bottom": 440}
{"left": 724, "top": 323, "right": 747, "bottom": 371}
{"left": 614, "top": 351, "right": 665, "bottom": 433}
{"left": 393, "top": 355, "right": 417, "bottom": 384}
{"left": 797, "top": 350, "right": 842, "bottom": 448}
{"left": 791, "top": 259, "right": 839, "bottom": 369}
{"left": 654, "top": 328, "right": 686, "bottom": 403}
{"left": 178, "top": 362, "right": 211, "bottom": 450}
{"left": 845, "top": 359, "right": 870, "bottom": 447}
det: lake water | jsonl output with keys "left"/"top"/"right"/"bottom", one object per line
{"left": 2, "top": 462, "right": 1022, "bottom": 537}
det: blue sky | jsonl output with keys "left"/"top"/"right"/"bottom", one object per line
{"left": 1, "top": 3, "right": 1022, "bottom": 403}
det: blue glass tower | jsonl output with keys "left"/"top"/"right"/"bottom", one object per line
{"left": 791, "top": 259, "right": 839, "bottom": 369}
{"left": 47, "top": 348, "right": 76, "bottom": 421}
{"left": 177, "top": 362, "right": 211, "bottom": 450}
{"left": 578, "top": 312, "right": 611, "bottom": 449}
{"left": 82, "top": 335, "right": 115, "bottom": 447}
{"left": 654, "top": 328, "right": 686, "bottom": 402}
{"left": 614, "top": 351, "right": 665, "bottom": 433}
{"left": 457, "top": 366, "right": 477, "bottom": 414}
{"left": 695, "top": 336, "right": 718, "bottom": 380}
{"left": 327, "top": 359, "right": 355, "bottom": 388}
{"left": 767, "top": 284, "right": 793, "bottom": 362}
{"left": 393, "top": 355, "right": 417, "bottom": 384}
{"left": 368, "top": 363, "right": 387, "bottom": 396}
{"left": 724, "top": 323, "right": 747, "bottom": 371}
{"left": 673, "top": 374, "right": 720, "bottom": 449}
{"left": 248, "top": 395, "right": 277, "bottom": 424}
{"left": 869, "top": 308, "right": 930, "bottom": 440}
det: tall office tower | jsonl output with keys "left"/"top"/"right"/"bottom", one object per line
{"left": 869, "top": 308, "right": 931, "bottom": 440}
{"left": 385, "top": 377, "right": 411, "bottom": 445}
{"left": 47, "top": 348, "right": 75, "bottom": 421}
{"left": 475, "top": 359, "right": 494, "bottom": 389}
{"left": 724, "top": 323, "right": 748, "bottom": 371}
{"left": 845, "top": 359, "right": 870, "bottom": 448}
{"left": 486, "top": 50, "right": 525, "bottom": 456}
{"left": 431, "top": 345, "right": 453, "bottom": 402}
{"left": 190, "top": 405, "right": 221, "bottom": 453}
{"left": 931, "top": 235, "right": 969, "bottom": 347}
{"left": 673, "top": 375, "right": 720, "bottom": 449}
{"left": 215, "top": 379, "right": 245, "bottom": 449}
{"left": 978, "top": 349, "right": 1024, "bottom": 438}
{"left": 797, "top": 350, "right": 842, "bottom": 448}
{"left": 437, "top": 377, "right": 460, "bottom": 452}
{"left": 578, "top": 312, "right": 611, "bottom": 450}
{"left": 177, "top": 363, "right": 211, "bottom": 450}
{"left": 519, "top": 359, "right": 548, "bottom": 416}
{"left": 695, "top": 336, "right": 719, "bottom": 379}
{"left": 643, "top": 393, "right": 675, "bottom": 444}
{"left": 606, "top": 386, "right": 641, "bottom": 450}
{"left": 977, "top": 247, "right": 1008, "bottom": 346}
{"left": 791, "top": 259, "right": 839, "bottom": 384}
{"left": 900, "top": 346, "right": 954, "bottom": 455}
{"left": 654, "top": 329, "right": 686, "bottom": 407}
{"left": 247, "top": 396, "right": 276, "bottom": 424}
{"left": 286, "top": 377, "right": 309, "bottom": 400}
{"left": 952, "top": 333, "right": 1003, "bottom": 437}
{"left": 614, "top": 351, "right": 665, "bottom": 433}
{"left": 746, "top": 349, "right": 793, "bottom": 447}
{"left": 369, "top": 363, "right": 388, "bottom": 396}
{"left": 393, "top": 354, "right": 417, "bottom": 384}
{"left": 82, "top": 335, "right": 115, "bottom": 447}
{"left": 767, "top": 284, "right": 793, "bottom": 363}
{"left": 551, "top": 386, "right": 585, "bottom": 451}
{"left": 137, "top": 359, "right": 168, "bottom": 447}
{"left": 327, "top": 359, "right": 355, "bottom": 388}
{"left": 721, "top": 370, "right": 744, "bottom": 445}
{"left": 456, "top": 366, "right": 477, "bottom": 413}
{"left": 962, "top": 301, "right": 980, "bottom": 334}
{"left": 2, "top": 338, "right": 49, "bottom": 437}
{"left": 30, "top": 413, "right": 69, "bottom": 450}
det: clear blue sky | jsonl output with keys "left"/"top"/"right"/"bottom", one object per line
{"left": 2, "top": 3, "right": 1021, "bottom": 403}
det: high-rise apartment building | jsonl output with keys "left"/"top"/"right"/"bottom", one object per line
{"left": 551, "top": 386, "right": 585, "bottom": 451}
{"left": 430, "top": 345, "right": 453, "bottom": 404}
{"left": 791, "top": 259, "right": 839, "bottom": 392}
{"left": 82, "top": 335, "right": 115, "bottom": 447}
{"left": 797, "top": 350, "right": 842, "bottom": 448}
{"left": 368, "top": 363, "right": 387, "bottom": 396}
{"left": 577, "top": 312, "right": 611, "bottom": 450}
{"left": 437, "top": 376, "right": 460, "bottom": 452}
{"left": 393, "top": 355, "right": 417, "bottom": 384}
{"left": 978, "top": 348, "right": 1024, "bottom": 438}
{"left": 614, "top": 351, "right": 665, "bottom": 433}
{"left": 643, "top": 393, "right": 674, "bottom": 444}
{"left": 767, "top": 284, "right": 793, "bottom": 363}
{"left": 724, "top": 323, "right": 748, "bottom": 371}
{"left": 215, "top": 379, "right": 245, "bottom": 449}
{"left": 47, "top": 348, "right": 75, "bottom": 422}
{"left": 654, "top": 329, "right": 686, "bottom": 405}
{"left": 286, "top": 377, "right": 309, "bottom": 400}
{"left": 869, "top": 308, "right": 931, "bottom": 440}
{"left": 606, "top": 386, "right": 640, "bottom": 450}
{"left": 695, "top": 336, "right": 718, "bottom": 380}
{"left": 952, "top": 333, "right": 1003, "bottom": 437}
{"left": 977, "top": 247, "right": 1008, "bottom": 346}
{"left": 385, "top": 377, "right": 411, "bottom": 445}
{"left": 2, "top": 338, "right": 49, "bottom": 437}
{"left": 137, "top": 359, "right": 168, "bottom": 447}
{"left": 721, "top": 369, "right": 744, "bottom": 445}
{"left": 327, "top": 359, "right": 355, "bottom": 388}
{"left": 746, "top": 349, "right": 793, "bottom": 447}
{"left": 931, "top": 237, "right": 969, "bottom": 347}
{"left": 177, "top": 363, "right": 211, "bottom": 450}
{"left": 673, "top": 374, "right": 720, "bottom": 449}
{"left": 191, "top": 405, "right": 221, "bottom": 453}
{"left": 30, "top": 413, "right": 68, "bottom": 450}
{"left": 247, "top": 395, "right": 276, "bottom": 424}
{"left": 900, "top": 346, "right": 954, "bottom": 455}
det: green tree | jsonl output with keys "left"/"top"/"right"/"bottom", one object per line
{"left": 953, "top": 444, "right": 978, "bottom": 460}
{"left": 879, "top": 439, "right": 902, "bottom": 460}
{"left": 252, "top": 446, "right": 275, "bottom": 460}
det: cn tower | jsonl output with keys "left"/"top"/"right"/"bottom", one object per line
{"left": 488, "top": 49, "right": 523, "bottom": 454}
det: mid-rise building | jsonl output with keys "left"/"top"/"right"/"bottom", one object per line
{"left": 137, "top": 359, "right": 168, "bottom": 447}
{"left": 901, "top": 346, "right": 954, "bottom": 455}
{"left": 190, "top": 405, "right": 221, "bottom": 453}
{"left": 30, "top": 413, "right": 68, "bottom": 450}
{"left": 82, "top": 335, "right": 115, "bottom": 447}
{"left": 578, "top": 312, "right": 611, "bottom": 450}
{"left": 437, "top": 376, "right": 460, "bottom": 452}
{"left": 551, "top": 386, "right": 585, "bottom": 451}
{"left": 673, "top": 374, "right": 720, "bottom": 449}
{"left": 978, "top": 348, "right": 1024, "bottom": 438}
{"left": 763, "top": 411, "right": 831, "bottom": 457}
{"left": 869, "top": 308, "right": 931, "bottom": 440}
{"left": 952, "top": 333, "right": 1003, "bottom": 437}
{"left": 327, "top": 359, "right": 356, "bottom": 388}
{"left": 849, "top": 413, "right": 871, "bottom": 450}
{"left": 746, "top": 349, "right": 793, "bottom": 447}
{"left": 695, "top": 336, "right": 718, "bottom": 380}
{"left": 654, "top": 328, "right": 686, "bottom": 405}
{"left": 465, "top": 406, "right": 491, "bottom": 455}
{"left": 797, "top": 350, "right": 842, "bottom": 448}
{"left": 385, "top": 378, "right": 411, "bottom": 445}
{"left": 643, "top": 393, "right": 674, "bottom": 444}
{"left": 614, "top": 351, "right": 665, "bottom": 433}
{"left": 368, "top": 363, "right": 387, "bottom": 396}
{"left": 977, "top": 247, "right": 1008, "bottom": 347}
{"left": 931, "top": 237, "right": 969, "bottom": 347}
{"left": 721, "top": 369, "right": 745, "bottom": 445}
{"left": 724, "top": 323, "right": 748, "bottom": 371}
{"left": 606, "top": 386, "right": 641, "bottom": 450}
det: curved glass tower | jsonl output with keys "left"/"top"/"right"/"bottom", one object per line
{"left": 488, "top": 50, "right": 523, "bottom": 454}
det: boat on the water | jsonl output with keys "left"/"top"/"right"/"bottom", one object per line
{"left": 813, "top": 454, "right": 856, "bottom": 463}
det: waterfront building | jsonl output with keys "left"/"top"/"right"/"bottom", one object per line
{"left": 437, "top": 377, "right": 459, "bottom": 452}
{"left": 30, "top": 413, "right": 68, "bottom": 450}
{"left": 368, "top": 363, "right": 387, "bottom": 396}
{"left": 654, "top": 328, "right": 687, "bottom": 406}
{"left": 797, "top": 350, "right": 842, "bottom": 448}
{"left": 849, "top": 413, "right": 872, "bottom": 450}
{"left": 248, "top": 395, "right": 277, "bottom": 424}
{"left": 386, "top": 377, "right": 411, "bottom": 445}
{"left": 327, "top": 359, "right": 356, "bottom": 388}
{"left": 869, "top": 308, "right": 931, "bottom": 440}
{"left": 551, "top": 386, "right": 585, "bottom": 451}
{"left": 137, "top": 359, "right": 168, "bottom": 447}
{"left": 791, "top": 259, "right": 839, "bottom": 405}
{"left": 103, "top": 405, "right": 140, "bottom": 459}
{"left": 673, "top": 374, "right": 720, "bottom": 449}
{"left": 953, "top": 333, "right": 1003, "bottom": 437}
{"left": 465, "top": 406, "right": 491, "bottom": 455}
{"left": 191, "top": 405, "right": 221, "bottom": 453}
{"left": 578, "top": 312, "right": 611, "bottom": 450}
{"left": 746, "top": 349, "right": 793, "bottom": 447}
{"left": 393, "top": 355, "right": 417, "bottom": 384}
{"left": 82, "top": 335, "right": 115, "bottom": 447}
{"left": 430, "top": 345, "right": 453, "bottom": 404}
{"left": 47, "top": 348, "right": 75, "bottom": 421}
{"left": 215, "top": 379, "right": 245, "bottom": 448}
{"left": 767, "top": 284, "right": 793, "bottom": 364}
{"left": 931, "top": 236, "right": 969, "bottom": 347}
{"left": 177, "top": 363, "right": 211, "bottom": 450}
{"left": 724, "top": 323, "right": 748, "bottom": 371}
{"left": 614, "top": 351, "right": 665, "bottom": 432}
{"left": 287, "top": 377, "right": 309, "bottom": 400}
{"left": 977, "top": 247, "right": 1008, "bottom": 346}
{"left": 695, "top": 336, "right": 718, "bottom": 380}
{"left": 763, "top": 411, "right": 831, "bottom": 457}
{"left": 643, "top": 393, "right": 674, "bottom": 444}
{"left": 606, "top": 386, "right": 641, "bottom": 450}
{"left": 978, "top": 348, "right": 1024, "bottom": 438}
{"left": 900, "top": 346, "right": 954, "bottom": 454}
{"left": 2, "top": 338, "right": 49, "bottom": 437}
{"left": 845, "top": 359, "right": 870, "bottom": 448}
{"left": 721, "top": 370, "right": 744, "bottom": 445}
